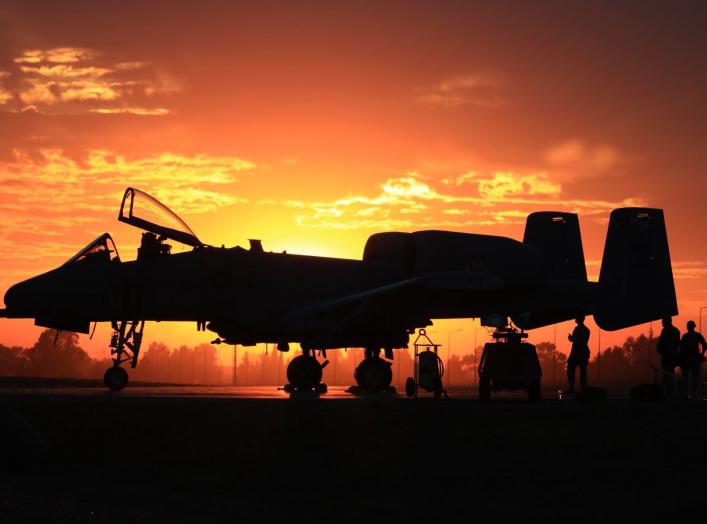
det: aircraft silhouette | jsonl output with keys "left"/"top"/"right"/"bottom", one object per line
{"left": 1, "top": 188, "right": 678, "bottom": 393}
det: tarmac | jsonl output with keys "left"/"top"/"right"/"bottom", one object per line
{"left": 1, "top": 382, "right": 707, "bottom": 523}
{"left": 0, "top": 383, "right": 477, "bottom": 400}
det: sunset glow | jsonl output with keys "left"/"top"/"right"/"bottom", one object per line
{"left": 2, "top": 1, "right": 706, "bottom": 360}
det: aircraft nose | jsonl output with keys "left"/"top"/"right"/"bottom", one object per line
{"left": 4, "top": 281, "right": 28, "bottom": 310}
{"left": 4, "top": 278, "right": 38, "bottom": 313}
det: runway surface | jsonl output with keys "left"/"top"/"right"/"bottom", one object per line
{"left": 2, "top": 383, "right": 707, "bottom": 523}
{"left": 0, "top": 383, "right": 485, "bottom": 400}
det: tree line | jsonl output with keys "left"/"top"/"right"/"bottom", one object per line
{"left": 0, "top": 329, "right": 659, "bottom": 387}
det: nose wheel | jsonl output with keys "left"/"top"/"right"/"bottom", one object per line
{"left": 102, "top": 320, "right": 145, "bottom": 391}
{"left": 104, "top": 367, "right": 129, "bottom": 391}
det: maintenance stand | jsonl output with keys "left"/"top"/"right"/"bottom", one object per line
{"left": 405, "top": 329, "right": 447, "bottom": 398}
{"left": 478, "top": 325, "right": 541, "bottom": 402}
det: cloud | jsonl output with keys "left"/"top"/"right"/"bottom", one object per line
{"left": 14, "top": 47, "right": 94, "bottom": 64}
{"left": 671, "top": 261, "right": 707, "bottom": 280}
{"left": 90, "top": 107, "right": 171, "bottom": 116}
{"left": 457, "top": 171, "right": 561, "bottom": 198}
{"left": 0, "top": 148, "right": 255, "bottom": 284}
{"left": 0, "top": 71, "right": 12, "bottom": 104}
{"left": 0, "top": 148, "right": 254, "bottom": 211}
{"left": 2, "top": 47, "right": 179, "bottom": 114}
{"left": 415, "top": 74, "right": 505, "bottom": 108}
{"left": 281, "top": 170, "right": 643, "bottom": 230}
{"left": 544, "top": 139, "right": 620, "bottom": 178}
{"left": 114, "top": 61, "right": 147, "bottom": 71}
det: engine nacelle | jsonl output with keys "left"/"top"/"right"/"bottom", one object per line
{"left": 363, "top": 230, "right": 542, "bottom": 287}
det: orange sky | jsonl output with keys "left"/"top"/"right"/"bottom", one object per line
{"left": 1, "top": 1, "right": 707, "bottom": 361}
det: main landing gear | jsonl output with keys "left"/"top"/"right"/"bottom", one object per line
{"left": 103, "top": 320, "right": 145, "bottom": 391}
{"left": 284, "top": 349, "right": 329, "bottom": 394}
{"left": 350, "top": 347, "right": 394, "bottom": 394}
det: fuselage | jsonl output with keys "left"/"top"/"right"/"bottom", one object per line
{"left": 2, "top": 230, "right": 597, "bottom": 349}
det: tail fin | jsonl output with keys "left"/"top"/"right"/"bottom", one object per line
{"left": 594, "top": 208, "right": 677, "bottom": 331}
{"left": 513, "top": 212, "right": 587, "bottom": 330}
{"left": 523, "top": 211, "right": 587, "bottom": 280}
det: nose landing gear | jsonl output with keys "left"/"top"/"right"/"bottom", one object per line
{"left": 104, "top": 366, "right": 129, "bottom": 390}
{"left": 103, "top": 320, "right": 145, "bottom": 391}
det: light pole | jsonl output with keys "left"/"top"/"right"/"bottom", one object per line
{"left": 262, "top": 343, "right": 267, "bottom": 386}
{"left": 232, "top": 346, "right": 238, "bottom": 386}
{"left": 553, "top": 324, "right": 557, "bottom": 389}
{"left": 447, "top": 328, "right": 463, "bottom": 389}
{"left": 473, "top": 326, "right": 486, "bottom": 387}
{"left": 277, "top": 351, "right": 282, "bottom": 386}
{"left": 648, "top": 321, "right": 653, "bottom": 382}
{"left": 597, "top": 328, "right": 601, "bottom": 385}
{"left": 700, "top": 306, "right": 707, "bottom": 333}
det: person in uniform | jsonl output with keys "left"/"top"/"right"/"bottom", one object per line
{"left": 656, "top": 316, "right": 681, "bottom": 398}
{"left": 566, "top": 315, "right": 590, "bottom": 393}
{"left": 679, "top": 320, "right": 707, "bottom": 399}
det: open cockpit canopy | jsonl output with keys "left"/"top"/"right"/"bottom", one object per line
{"left": 65, "top": 233, "right": 120, "bottom": 266}
{"left": 118, "top": 188, "right": 204, "bottom": 247}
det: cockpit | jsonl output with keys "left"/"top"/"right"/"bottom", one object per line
{"left": 64, "top": 233, "right": 121, "bottom": 266}
{"left": 118, "top": 188, "right": 205, "bottom": 261}
{"left": 119, "top": 188, "right": 204, "bottom": 248}
{"left": 64, "top": 189, "right": 205, "bottom": 266}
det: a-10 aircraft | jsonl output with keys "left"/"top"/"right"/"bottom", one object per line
{"left": 0, "top": 188, "right": 677, "bottom": 394}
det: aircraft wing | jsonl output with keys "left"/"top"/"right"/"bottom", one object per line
{"left": 282, "top": 270, "right": 504, "bottom": 329}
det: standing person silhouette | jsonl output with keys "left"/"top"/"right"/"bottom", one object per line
{"left": 679, "top": 320, "right": 707, "bottom": 399}
{"left": 657, "top": 316, "right": 681, "bottom": 398}
{"left": 566, "top": 315, "right": 590, "bottom": 394}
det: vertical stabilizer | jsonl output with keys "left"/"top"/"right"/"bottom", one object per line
{"left": 513, "top": 212, "right": 588, "bottom": 330}
{"left": 523, "top": 212, "right": 587, "bottom": 280}
{"left": 594, "top": 208, "right": 677, "bottom": 331}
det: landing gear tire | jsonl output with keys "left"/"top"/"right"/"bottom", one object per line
{"left": 286, "top": 355, "right": 323, "bottom": 391}
{"left": 479, "top": 375, "right": 491, "bottom": 403}
{"left": 104, "top": 367, "right": 128, "bottom": 391}
{"left": 354, "top": 357, "right": 393, "bottom": 392}
{"left": 405, "top": 377, "right": 416, "bottom": 398}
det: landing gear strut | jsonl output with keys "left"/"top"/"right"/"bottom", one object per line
{"left": 352, "top": 347, "right": 394, "bottom": 393}
{"left": 284, "top": 349, "right": 328, "bottom": 394}
{"left": 104, "top": 320, "right": 145, "bottom": 391}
